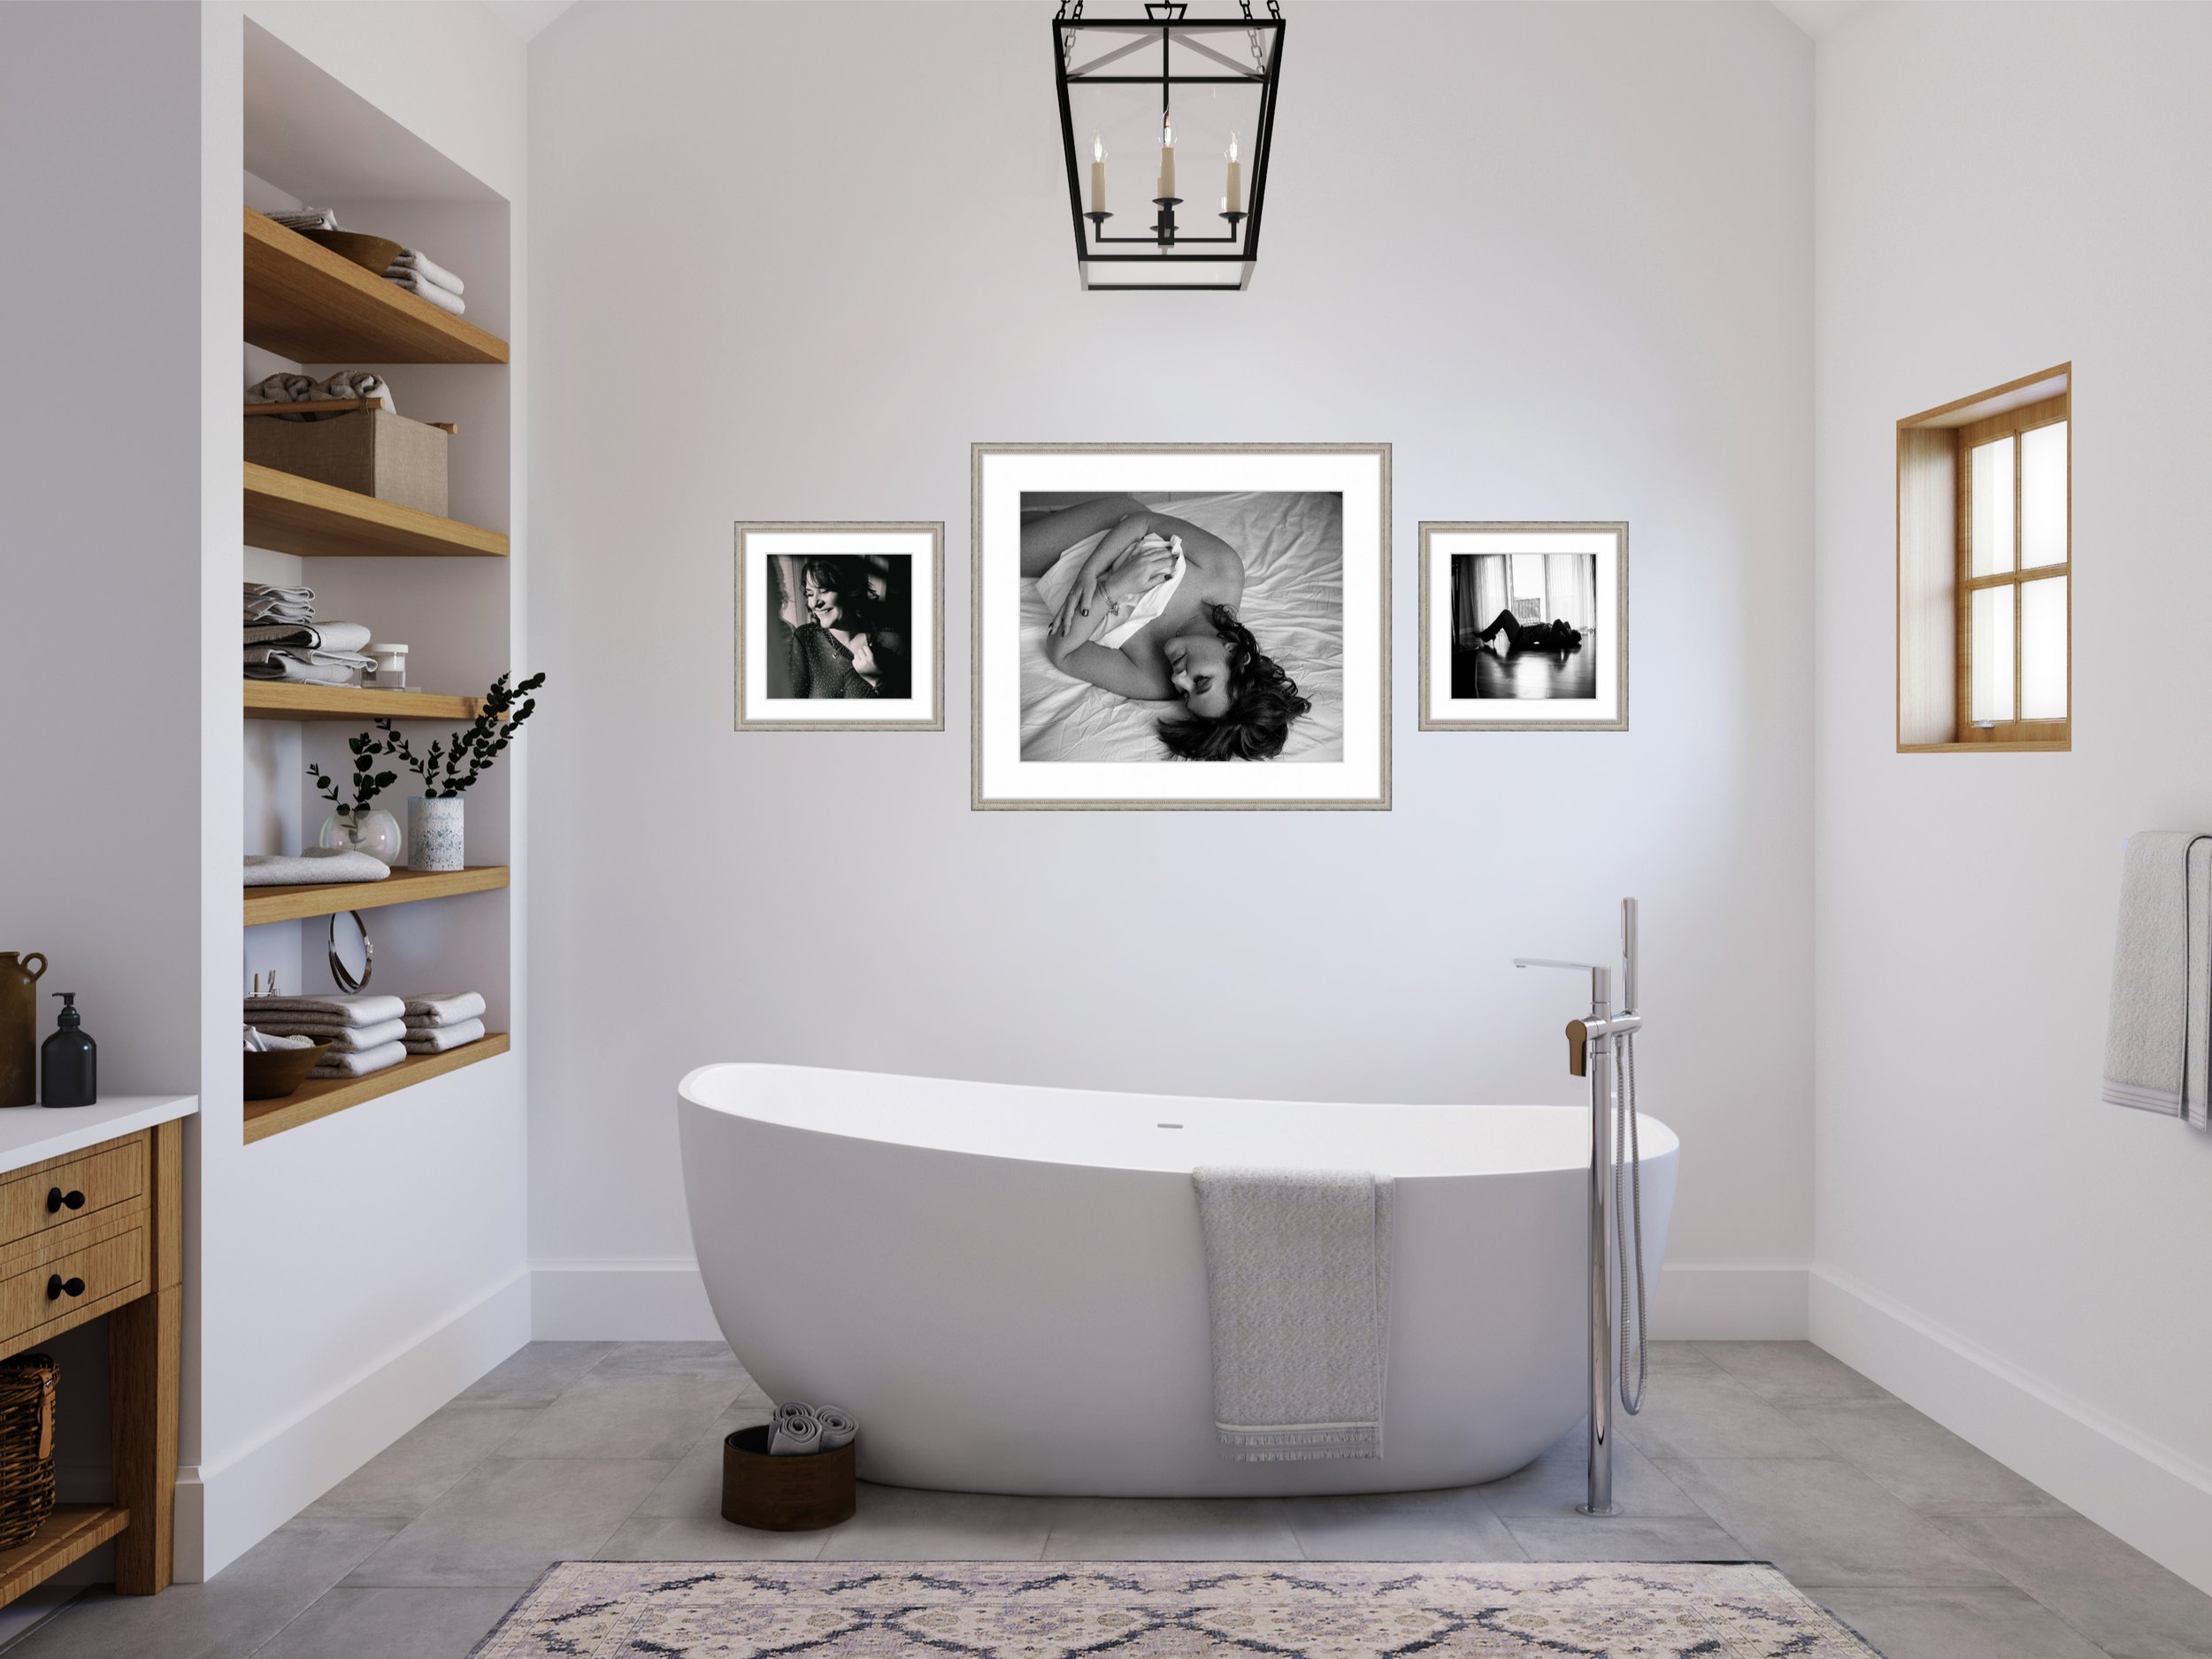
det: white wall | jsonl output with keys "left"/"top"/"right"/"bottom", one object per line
{"left": 526, "top": 2, "right": 1816, "bottom": 1340}
{"left": 1811, "top": 2, "right": 2212, "bottom": 1594}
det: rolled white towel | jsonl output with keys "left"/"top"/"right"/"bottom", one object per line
{"left": 309, "top": 1040, "right": 407, "bottom": 1079}
{"left": 250, "top": 1017, "right": 407, "bottom": 1053}
{"left": 383, "top": 250, "right": 465, "bottom": 297}
{"left": 811, "top": 1405, "right": 858, "bottom": 1450}
{"left": 382, "top": 270, "right": 465, "bottom": 317}
{"left": 243, "top": 849, "right": 390, "bottom": 887}
{"left": 242, "top": 993, "right": 406, "bottom": 1026}
{"left": 243, "top": 1025, "right": 315, "bottom": 1053}
{"left": 773, "top": 1401, "right": 815, "bottom": 1425}
{"left": 402, "top": 1018, "right": 486, "bottom": 1056}
{"left": 403, "top": 991, "right": 487, "bottom": 1027}
{"left": 767, "top": 1412, "right": 822, "bottom": 1456}
{"left": 314, "top": 372, "right": 395, "bottom": 412}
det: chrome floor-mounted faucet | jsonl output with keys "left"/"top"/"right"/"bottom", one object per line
{"left": 1516, "top": 897, "right": 1646, "bottom": 1517}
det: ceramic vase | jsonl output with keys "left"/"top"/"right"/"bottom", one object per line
{"left": 407, "top": 796, "right": 465, "bottom": 872}
{"left": 319, "top": 807, "right": 403, "bottom": 867}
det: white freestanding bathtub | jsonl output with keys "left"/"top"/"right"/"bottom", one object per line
{"left": 678, "top": 1063, "right": 1678, "bottom": 1497}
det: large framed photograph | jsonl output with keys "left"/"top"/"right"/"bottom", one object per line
{"left": 734, "top": 522, "right": 943, "bottom": 730}
{"left": 972, "top": 444, "right": 1390, "bottom": 810}
{"left": 1418, "top": 522, "right": 1628, "bottom": 731}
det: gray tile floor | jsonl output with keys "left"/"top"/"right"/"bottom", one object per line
{"left": 9, "top": 1340, "right": 2210, "bottom": 1658}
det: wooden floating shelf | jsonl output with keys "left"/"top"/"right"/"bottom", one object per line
{"left": 243, "top": 684, "right": 482, "bottom": 722}
{"left": 246, "top": 463, "right": 509, "bottom": 559}
{"left": 243, "top": 865, "right": 508, "bottom": 927}
{"left": 0, "top": 1505, "right": 129, "bottom": 1608}
{"left": 244, "top": 1035, "right": 511, "bottom": 1144}
{"left": 243, "top": 208, "right": 508, "bottom": 365}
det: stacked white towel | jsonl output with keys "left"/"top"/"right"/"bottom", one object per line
{"left": 382, "top": 250, "right": 466, "bottom": 317}
{"left": 265, "top": 207, "right": 337, "bottom": 232}
{"left": 400, "top": 991, "right": 489, "bottom": 1055}
{"left": 243, "top": 849, "right": 389, "bottom": 887}
{"left": 242, "top": 582, "right": 373, "bottom": 685}
{"left": 240, "top": 993, "right": 409, "bottom": 1079}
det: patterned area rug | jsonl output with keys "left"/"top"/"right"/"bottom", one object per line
{"left": 470, "top": 1561, "right": 1883, "bottom": 1657}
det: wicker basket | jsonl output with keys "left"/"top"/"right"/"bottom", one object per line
{"left": 0, "top": 1354, "right": 57, "bottom": 1548}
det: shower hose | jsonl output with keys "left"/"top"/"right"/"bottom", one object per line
{"left": 1614, "top": 1029, "right": 1649, "bottom": 1416}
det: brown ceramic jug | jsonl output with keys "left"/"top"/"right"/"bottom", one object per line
{"left": 0, "top": 953, "right": 48, "bottom": 1108}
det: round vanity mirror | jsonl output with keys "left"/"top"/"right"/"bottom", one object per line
{"left": 326, "top": 909, "right": 374, "bottom": 993}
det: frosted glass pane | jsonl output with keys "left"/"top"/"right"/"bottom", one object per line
{"left": 1971, "top": 585, "right": 2014, "bottom": 723}
{"left": 1970, "top": 437, "right": 2015, "bottom": 575}
{"left": 2020, "top": 576, "right": 2068, "bottom": 719}
{"left": 2021, "top": 421, "right": 2068, "bottom": 569}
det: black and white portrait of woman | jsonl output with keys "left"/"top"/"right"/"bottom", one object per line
{"left": 1419, "top": 523, "right": 1628, "bottom": 732}
{"left": 734, "top": 523, "right": 943, "bottom": 730}
{"left": 974, "top": 445, "right": 1389, "bottom": 810}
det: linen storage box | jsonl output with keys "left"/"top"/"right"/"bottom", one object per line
{"left": 0, "top": 1353, "right": 57, "bottom": 1548}
{"left": 244, "top": 408, "right": 449, "bottom": 517}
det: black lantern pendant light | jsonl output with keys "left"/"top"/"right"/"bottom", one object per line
{"left": 1052, "top": 0, "right": 1284, "bottom": 291}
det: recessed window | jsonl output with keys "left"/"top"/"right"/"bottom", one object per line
{"left": 1896, "top": 365, "right": 2070, "bottom": 752}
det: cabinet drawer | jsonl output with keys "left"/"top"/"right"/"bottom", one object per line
{"left": 0, "top": 1226, "right": 147, "bottom": 1351}
{"left": 0, "top": 1138, "right": 148, "bottom": 1252}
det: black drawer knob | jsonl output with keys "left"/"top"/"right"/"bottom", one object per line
{"left": 45, "top": 1187, "right": 86, "bottom": 1215}
{"left": 45, "top": 1275, "right": 85, "bottom": 1302}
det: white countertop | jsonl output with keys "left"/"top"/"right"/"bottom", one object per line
{"left": 0, "top": 1095, "right": 197, "bottom": 1176}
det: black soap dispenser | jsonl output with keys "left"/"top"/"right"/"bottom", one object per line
{"left": 41, "top": 994, "right": 96, "bottom": 1108}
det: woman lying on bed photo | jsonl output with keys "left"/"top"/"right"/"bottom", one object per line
{"left": 1021, "top": 495, "right": 1310, "bottom": 761}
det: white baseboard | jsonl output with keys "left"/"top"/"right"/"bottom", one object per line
{"left": 1810, "top": 1263, "right": 2212, "bottom": 1597}
{"left": 176, "top": 1267, "right": 531, "bottom": 1582}
{"left": 531, "top": 1257, "right": 721, "bottom": 1341}
{"left": 527, "top": 1257, "right": 1808, "bottom": 1345}
{"left": 1652, "top": 1260, "right": 1809, "bottom": 1340}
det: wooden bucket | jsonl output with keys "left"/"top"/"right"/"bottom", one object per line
{"left": 720, "top": 1425, "right": 855, "bottom": 1532}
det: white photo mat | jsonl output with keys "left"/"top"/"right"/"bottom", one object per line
{"left": 1418, "top": 522, "right": 1628, "bottom": 731}
{"left": 734, "top": 523, "right": 943, "bottom": 730}
{"left": 973, "top": 444, "right": 1390, "bottom": 810}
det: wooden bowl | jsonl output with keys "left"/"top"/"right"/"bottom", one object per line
{"left": 721, "top": 1424, "right": 856, "bottom": 1531}
{"left": 242, "top": 1042, "right": 331, "bottom": 1101}
{"left": 298, "top": 229, "right": 403, "bottom": 274}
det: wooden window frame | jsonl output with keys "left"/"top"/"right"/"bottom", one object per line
{"left": 1955, "top": 395, "right": 2070, "bottom": 746}
{"left": 1895, "top": 364, "right": 2071, "bottom": 754}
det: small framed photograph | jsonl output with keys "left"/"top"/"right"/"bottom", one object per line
{"left": 733, "top": 522, "right": 943, "bottom": 730}
{"left": 1418, "top": 522, "right": 1628, "bottom": 731}
{"left": 972, "top": 443, "right": 1390, "bottom": 810}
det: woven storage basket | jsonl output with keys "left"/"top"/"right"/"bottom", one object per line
{"left": 0, "top": 1353, "right": 57, "bottom": 1548}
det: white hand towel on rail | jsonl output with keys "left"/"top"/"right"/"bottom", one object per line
{"left": 403, "top": 1018, "right": 485, "bottom": 1056}
{"left": 309, "top": 1041, "right": 407, "bottom": 1079}
{"left": 1192, "top": 1167, "right": 1394, "bottom": 1462}
{"left": 242, "top": 992, "right": 406, "bottom": 1026}
{"left": 2104, "top": 832, "right": 2212, "bottom": 1126}
{"left": 403, "top": 992, "right": 487, "bottom": 1027}
{"left": 382, "top": 269, "right": 466, "bottom": 316}
{"left": 383, "top": 250, "right": 465, "bottom": 296}
{"left": 242, "top": 850, "right": 390, "bottom": 887}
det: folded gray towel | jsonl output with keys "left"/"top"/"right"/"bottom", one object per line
{"left": 313, "top": 371, "right": 395, "bottom": 411}
{"left": 265, "top": 207, "right": 337, "bottom": 232}
{"left": 1192, "top": 1167, "right": 1394, "bottom": 1462}
{"left": 403, "top": 1018, "right": 485, "bottom": 1055}
{"left": 309, "top": 1040, "right": 407, "bottom": 1079}
{"left": 242, "top": 992, "right": 406, "bottom": 1026}
{"left": 245, "top": 370, "right": 394, "bottom": 419}
{"left": 382, "top": 269, "right": 466, "bottom": 316}
{"left": 403, "top": 992, "right": 487, "bottom": 1027}
{"left": 250, "top": 1017, "right": 407, "bottom": 1053}
{"left": 2104, "top": 832, "right": 2212, "bottom": 1126}
{"left": 242, "top": 850, "right": 390, "bottom": 887}
{"left": 246, "top": 372, "right": 318, "bottom": 405}
{"left": 243, "top": 644, "right": 374, "bottom": 684}
{"left": 383, "top": 250, "right": 465, "bottom": 296}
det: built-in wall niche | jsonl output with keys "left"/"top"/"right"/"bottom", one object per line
{"left": 1896, "top": 365, "right": 2070, "bottom": 752}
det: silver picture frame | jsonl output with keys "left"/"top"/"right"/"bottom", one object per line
{"left": 1417, "top": 520, "right": 1629, "bottom": 733}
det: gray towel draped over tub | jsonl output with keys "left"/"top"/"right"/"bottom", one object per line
{"left": 2105, "top": 832, "right": 2212, "bottom": 1126}
{"left": 1192, "top": 1167, "right": 1394, "bottom": 1462}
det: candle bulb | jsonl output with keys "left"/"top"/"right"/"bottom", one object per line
{"left": 1225, "top": 131, "right": 1242, "bottom": 215}
{"left": 1090, "top": 134, "right": 1106, "bottom": 214}
{"left": 1156, "top": 111, "right": 1176, "bottom": 200}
